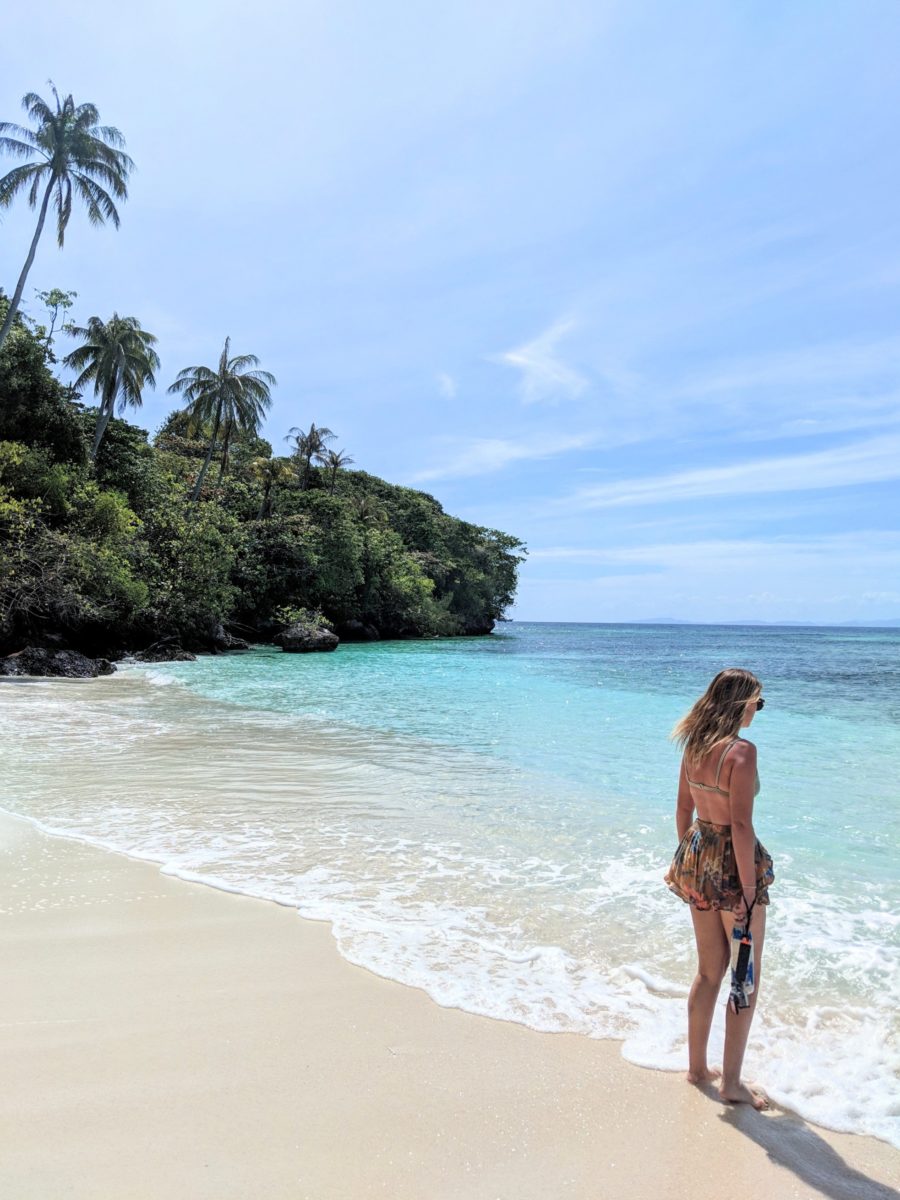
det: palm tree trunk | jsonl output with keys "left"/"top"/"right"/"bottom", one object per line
{"left": 190, "top": 408, "right": 221, "bottom": 501}
{"left": 90, "top": 399, "right": 114, "bottom": 461}
{"left": 257, "top": 481, "right": 271, "bottom": 519}
{"left": 0, "top": 176, "right": 56, "bottom": 353}
{"left": 217, "top": 421, "right": 233, "bottom": 482}
{"left": 90, "top": 375, "right": 120, "bottom": 462}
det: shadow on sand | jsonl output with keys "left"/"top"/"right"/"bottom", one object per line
{"left": 719, "top": 1105, "right": 898, "bottom": 1200}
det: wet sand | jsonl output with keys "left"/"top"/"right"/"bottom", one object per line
{"left": 1, "top": 810, "right": 897, "bottom": 1199}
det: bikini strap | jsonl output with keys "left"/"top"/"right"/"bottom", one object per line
{"left": 713, "top": 739, "right": 739, "bottom": 787}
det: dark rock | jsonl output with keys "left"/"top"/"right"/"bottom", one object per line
{"left": 0, "top": 647, "right": 115, "bottom": 678}
{"left": 338, "top": 619, "right": 381, "bottom": 642}
{"left": 462, "top": 620, "right": 496, "bottom": 636}
{"left": 133, "top": 644, "right": 197, "bottom": 663}
{"left": 275, "top": 621, "right": 340, "bottom": 653}
{"left": 208, "top": 622, "right": 251, "bottom": 652}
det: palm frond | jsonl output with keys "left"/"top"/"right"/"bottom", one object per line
{"left": 0, "top": 130, "right": 43, "bottom": 158}
{"left": 64, "top": 313, "right": 158, "bottom": 411}
{"left": 167, "top": 365, "right": 218, "bottom": 393}
{"left": 70, "top": 103, "right": 102, "bottom": 133}
{"left": 20, "top": 92, "right": 55, "bottom": 126}
{"left": 94, "top": 124, "right": 128, "bottom": 151}
{"left": 0, "top": 163, "right": 45, "bottom": 208}
{"left": 27, "top": 168, "right": 46, "bottom": 207}
{"left": 225, "top": 353, "right": 262, "bottom": 372}
{"left": 71, "top": 175, "right": 120, "bottom": 232}
{"left": 70, "top": 155, "right": 130, "bottom": 196}
{"left": 242, "top": 369, "right": 277, "bottom": 387}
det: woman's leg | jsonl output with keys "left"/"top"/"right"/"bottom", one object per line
{"left": 719, "top": 904, "right": 767, "bottom": 1107}
{"left": 687, "top": 907, "right": 729, "bottom": 1083}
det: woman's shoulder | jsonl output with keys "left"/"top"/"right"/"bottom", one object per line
{"left": 729, "top": 737, "right": 757, "bottom": 765}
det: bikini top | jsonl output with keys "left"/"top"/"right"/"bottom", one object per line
{"left": 684, "top": 738, "right": 760, "bottom": 798}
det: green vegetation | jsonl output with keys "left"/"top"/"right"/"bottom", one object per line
{"left": 64, "top": 314, "right": 160, "bottom": 460}
{"left": 0, "top": 310, "right": 525, "bottom": 656}
{"left": 0, "top": 86, "right": 524, "bottom": 659}
{"left": 169, "top": 337, "right": 276, "bottom": 500}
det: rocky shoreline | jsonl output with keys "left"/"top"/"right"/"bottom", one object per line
{"left": 0, "top": 614, "right": 494, "bottom": 678}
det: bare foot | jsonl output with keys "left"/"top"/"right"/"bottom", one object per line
{"left": 686, "top": 1068, "right": 720, "bottom": 1085}
{"left": 719, "top": 1082, "right": 768, "bottom": 1109}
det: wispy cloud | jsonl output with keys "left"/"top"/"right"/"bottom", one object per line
{"left": 551, "top": 434, "right": 900, "bottom": 511}
{"left": 437, "top": 372, "right": 457, "bottom": 399}
{"left": 528, "top": 531, "right": 900, "bottom": 571}
{"left": 492, "top": 318, "right": 588, "bottom": 404}
{"left": 738, "top": 396, "right": 900, "bottom": 443}
{"left": 546, "top": 334, "right": 900, "bottom": 451}
{"left": 410, "top": 430, "right": 596, "bottom": 483}
{"left": 519, "top": 534, "right": 900, "bottom": 621}
{"left": 674, "top": 335, "right": 900, "bottom": 400}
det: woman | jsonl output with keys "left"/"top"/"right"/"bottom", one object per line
{"left": 665, "top": 668, "right": 774, "bottom": 1109}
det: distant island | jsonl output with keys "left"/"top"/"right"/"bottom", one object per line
{"left": 0, "top": 302, "right": 525, "bottom": 675}
{"left": 627, "top": 618, "right": 900, "bottom": 629}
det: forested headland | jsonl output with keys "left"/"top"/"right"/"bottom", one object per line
{"left": 0, "top": 87, "right": 524, "bottom": 670}
{"left": 0, "top": 305, "right": 525, "bottom": 663}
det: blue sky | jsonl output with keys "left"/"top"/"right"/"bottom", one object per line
{"left": 2, "top": 0, "right": 899, "bottom": 623}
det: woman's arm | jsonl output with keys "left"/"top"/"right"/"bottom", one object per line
{"left": 728, "top": 740, "right": 758, "bottom": 919}
{"left": 675, "top": 759, "right": 695, "bottom": 840}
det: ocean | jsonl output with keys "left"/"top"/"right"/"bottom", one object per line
{"left": 2, "top": 622, "right": 898, "bottom": 1147}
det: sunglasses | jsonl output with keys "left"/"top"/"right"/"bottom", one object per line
{"left": 755, "top": 698, "right": 765, "bottom": 711}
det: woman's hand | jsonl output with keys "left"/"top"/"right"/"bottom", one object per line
{"left": 734, "top": 888, "right": 755, "bottom": 927}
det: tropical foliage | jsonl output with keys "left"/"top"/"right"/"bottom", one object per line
{"left": 63, "top": 314, "right": 160, "bottom": 460}
{"left": 0, "top": 315, "right": 525, "bottom": 656}
{"left": 286, "top": 422, "right": 335, "bottom": 491}
{"left": 168, "top": 337, "right": 276, "bottom": 499}
{"left": 0, "top": 86, "right": 524, "bottom": 656}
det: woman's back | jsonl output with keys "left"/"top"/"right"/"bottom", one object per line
{"left": 683, "top": 738, "right": 751, "bottom": 824}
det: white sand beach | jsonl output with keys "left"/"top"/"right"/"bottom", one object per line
{"left": 1, "top": 810, "right": 897, "bottom": 1200}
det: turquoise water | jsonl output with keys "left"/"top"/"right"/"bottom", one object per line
{"left": 148, "top": 623, "right": 900, "bottom": 880}
{"left": 2, "top": 622, "right": 898, "bottom": 1146}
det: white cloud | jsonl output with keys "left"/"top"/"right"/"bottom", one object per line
{"left": 410, "top": 430, "right": 596, "bottom": 483}
{"left": 529, "top": 331, "right": 900, "bottom": 451}
{"left": 492, "top": 318, "right": 588, "bottom": 404}
{"left": 552, "top": 434, "right": 900, "bottom": 511}
{"left": 437, "top": 372, "right": 457, "bottom": 399}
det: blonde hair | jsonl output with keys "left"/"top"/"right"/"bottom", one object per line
{"left": 671, "top": 668, "right": 761, "bottom": 766}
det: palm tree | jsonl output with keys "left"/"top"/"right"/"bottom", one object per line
{"left": 0, "top": 85, "right": 132, "bottom": 352}
{"left": 168, "top": 337, "right": 276, "bottom": 501}
{"left": 63, "top": 315, "right": 159, "bottom": 460}
{"left": 353, "top": 494, "right": 387, "bottom": 528}
{"left": 320, "top": 448, "right": 354, "bottom": 494}
{"left": 250, "top": 456, "right": 292, "bottom": 519}
{"left": 285, "top": 422, "right": 335, "bottom": 490}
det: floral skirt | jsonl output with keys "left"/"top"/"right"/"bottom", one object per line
{"left": 665, "top": 819, "right": 774, "bottom": 911}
